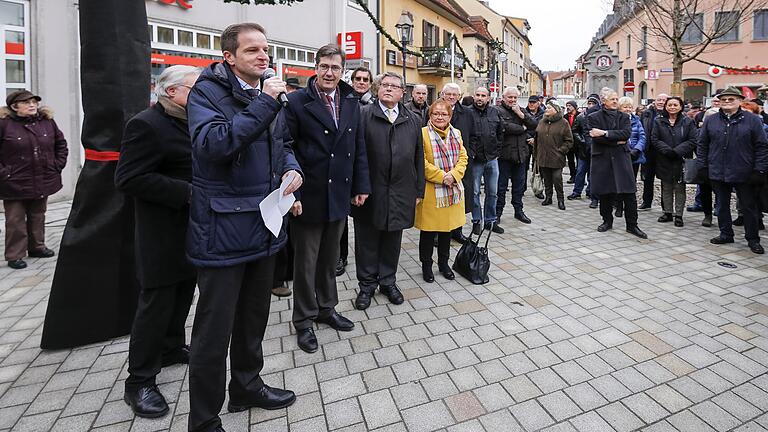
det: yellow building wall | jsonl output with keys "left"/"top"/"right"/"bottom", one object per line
{"left": 380, "top": 0, "right": 469, "bottom": 95}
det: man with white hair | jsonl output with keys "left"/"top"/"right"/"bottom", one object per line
{"left": 587, "top": 88, "right": 647, "bottom": 239}
{"left": 116, "top": 65, "right": 201, "bottom": 418}
{"left": 497, "top": 86, "right": 537, "bottom": 224}
{"left": 441, "top": 82, "right": 474, "bottom": 243}
{"left": 405, "top": 84, "right": 429, "bottom": 125}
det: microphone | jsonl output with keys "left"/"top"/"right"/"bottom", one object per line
{"left": 360, "top": 92, "right": 374, "bottom": 105}
{"left": 261, "top": 68, "right": 289, "bottom": 108}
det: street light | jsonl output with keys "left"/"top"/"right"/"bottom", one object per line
{"left": 395, "top": 11, "right": 414, "bottom": 87}
{"left": 498, "top": 51, "right": 508, "bottom": 96}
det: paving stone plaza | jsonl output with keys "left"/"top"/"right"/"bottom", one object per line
{"left": 0, "top": 191, "right": 767, "bottom": 432}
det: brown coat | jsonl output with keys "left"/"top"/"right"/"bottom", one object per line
{"left": 0, "top": 106, "right": 68, "bottom": 200}
{"left": 534, "top": 115, "right": 573, "bottom": 169}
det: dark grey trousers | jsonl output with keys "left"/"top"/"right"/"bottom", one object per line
{"left": 354, "top": 218, "right": 403, "bottom": 294}
{"left": 291, "top": 218, "right": 345, "bottom": 330}
{"left": 188, "top": 256, "right": 275, "bottom": 432}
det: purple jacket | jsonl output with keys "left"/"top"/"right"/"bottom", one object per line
{"left": 0, "top": 107, "right": 68, "bottom": 200}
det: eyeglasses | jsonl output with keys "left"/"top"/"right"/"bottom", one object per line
{"left": 430, "top": 112, "right": 450, "bottom": 118}
{"left": 719, "top": 97, "right": 738, "bottom": 102}
{"left": 353, "top": 76, "right": 370, "bottom": 82}
{"left": 380, "top": 83, "right": 403, "bottom": 90}
{"left": 317, "top": 64, "right": 343, "bottom": 74}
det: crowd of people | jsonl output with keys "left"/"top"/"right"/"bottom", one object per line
{"left": 2, "top": 20, "right": 766, "bottom": 432}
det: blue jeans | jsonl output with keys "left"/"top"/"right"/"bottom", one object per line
{"left": 471, "top": 159, "right": 499, "bottom": 224}
{"left": 496, "top": 159, "right": 527, "bottom": 218}
{"left": 572, "top": 157, "right": 591, "bottom": 197}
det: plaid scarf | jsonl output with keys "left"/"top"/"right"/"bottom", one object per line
{"left": 314, "top": 80, "right": 340, "bottom": 126}
{"left": 427, "top": 122, "right": 464, "bottom": 208}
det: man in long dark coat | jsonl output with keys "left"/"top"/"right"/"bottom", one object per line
{"left": 587, "top": 89, "right": 647, "bottom": 239}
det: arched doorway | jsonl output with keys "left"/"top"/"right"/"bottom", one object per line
{"left": 638, "top": 81, "right": 647, "bottom": 103}
{"left": 683, "top": 79, "right": 711, "bottom": 106}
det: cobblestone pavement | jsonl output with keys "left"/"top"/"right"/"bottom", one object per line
{"left": 1, "top": 179, "right": 767, "bottom": 432}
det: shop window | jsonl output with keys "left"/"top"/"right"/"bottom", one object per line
{"left": 276, "top": 47, "right": 286, "bottom": 60}
{"left": 0, "top": 1, "right": 23, "bottom": 26}
{"left": 715, "top": 11, "right": 739, "bottom": 42}
{"left": 196, "top": 33, "right": 210, "bottom": 49}
{"left": 287, "top": 48, "right": 296, "bottom": 61}
{"left": 297, "top": 50, "right": 306, "bottom": 62}
{"left": 5, "top": 59, "right": 23, "bottom": 83}
{"left": 268, "top": 45, "right": 275, "bottom": 58}
{"left": 755, "top": 10, "right": 768, "bottom": 40}
{"left": 681, "top": 13, "right": 703, "bottom": 43}
{"left": 307, "top": 51, "right": 315, "bottom": 63}
{"left": 5, "top": 29, "right": 22, "bottom": 53}
{"left": 213, "top": 36, "right": 221, "bottom": 50}
{"left": 178, "top": 30, "right": 193, "bottom": 47}
{"left": 157, "top": 26, "right": 174, "bottom": 44}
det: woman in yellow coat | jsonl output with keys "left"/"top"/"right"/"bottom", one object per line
{"left": 415, "top": 98, "right": 468, "bottom": 283}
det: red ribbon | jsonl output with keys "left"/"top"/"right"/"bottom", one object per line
{"left": 85, "top": 149, "right": 120, "bottom": 162}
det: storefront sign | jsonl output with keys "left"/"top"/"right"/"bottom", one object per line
{"left": 151, "top": 53, "right": 215, "bottom": 67}
{"left": 644, "top": 70, "right": 658, "bottom": 80}
{"left": 337, "top": 32, "right": 363, "bottom": 60}
{"left": 158, "top": 0, "right": 193, "bottom": 9}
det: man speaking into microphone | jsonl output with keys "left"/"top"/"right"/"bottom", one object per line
{"left": 186, "top": 23, "right": 302, "bottom": 432}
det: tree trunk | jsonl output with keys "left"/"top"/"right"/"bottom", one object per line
{"left": 671, "top": 55, "right": 684, "bottom": 97}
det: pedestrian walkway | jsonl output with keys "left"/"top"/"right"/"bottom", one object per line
{"left": 0, "top": 189, "right": 767, "bottom": 432}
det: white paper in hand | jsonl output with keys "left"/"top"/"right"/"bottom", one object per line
{"left": 259, "top": 174, "right": 296, "bottom": 238}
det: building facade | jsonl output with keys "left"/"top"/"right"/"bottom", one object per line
{"left": 4, "top": 0, "right": 379, "bottom": 199}
{"left": 586, "top": 1, "right": 768, "bottom": 105}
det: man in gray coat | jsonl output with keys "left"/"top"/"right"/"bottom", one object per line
{"left": 352, "top": 72, "right": 425, "bottom": 310}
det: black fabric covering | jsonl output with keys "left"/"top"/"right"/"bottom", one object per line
{"left": 40, "top": 1, "right": 150, "bottom": 349}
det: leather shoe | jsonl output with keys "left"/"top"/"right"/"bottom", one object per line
{"left": 271, "top": 282, "right": 292, "bottom": 297}
{"left": 491, "top": 223, "right": 504, "bottom": 234}
{"left": 614, "top": 207, "right": 623, "bottom": 217}
{"left": 567, "top": 193, "right": 580, "bottom": 200}
{"left": 297, "top": 328, "right": 318, "bottom": 353}
{"left": 380, "top": 284, "right": 404, "bottom": 305}
{"left": 534, "top": 192, "right": 545, "bottom": 199}
{"left": 422, "top": 263, "right": 435, "bottom": 283}
{"left": 541, "top": 197, "right": 553, "bottom": 206}
{"left": 639, "top": 202, "right": 651, "bottom": 210}
{"left": 702, "top": 215, "right": 712, "bottom": 227}
{"left": 227, "top": 384, "right": 296, "bottom": 412}
{"left": 335, "top": 258, "right": 347, "bottom": 276}
{"left": 124, "top": 385, "right": 169, "bottom": 418}
{"left": 161, "top": 345, "right": 190, "bottom": 367}
{"left": 451, "top": 231, "right": 468, "bottom": 244}
{"left": 316, "top": 312, "right": 354, "bottom": 331}
{"left": 710, "top": 235, "right": 735, "bottom": 244}
{"left": 514, "top": 212, "right": 531, "bottom": 224}
{"left": 749, "top": 242, "right": 765, "bottom": 254}
{"left": 438, "top": 263, "right": 455, "bottom": 280}
{"left": 626, "top": 226, "right": 648, "bottom": 239}
{"left": 597, "top": 223, "right": 612, "bottom": 232}
{"left": 28, "top": 247, "right": 55, "bottom": 258}
{"left": 658, "top": 213, "right": 673, "bottom": 223}
{"left": 472, "top": 222, "right": 482, "bottom": 235}
{"left": 589, "top": 198, "right": 599, "bottom": 209}
{"left": 557, "top": 200, "right": 565, "bottom": 210}
{"left": 355, "top": 291, "right": 372, "bottom": 310}
{"left": 7, "top": 259, "right": 26, "bottom": 269}
{"left": 674, "top": 216, "right": 684, "bottom": 227}
{"left": 733, "top": 216, "right": 744, "bottom": 226}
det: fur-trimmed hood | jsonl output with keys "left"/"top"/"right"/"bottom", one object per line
{"left": 0, "top": 106, "right": 54, "bottom": 120}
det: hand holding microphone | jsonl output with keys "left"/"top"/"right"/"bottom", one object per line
{"left": 261, "top": 68, "right": 289, "bottom": 107}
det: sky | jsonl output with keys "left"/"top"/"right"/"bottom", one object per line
{"left": 488, "top": 0, "right": 610, "bottom": 71}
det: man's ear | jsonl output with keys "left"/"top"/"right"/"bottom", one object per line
{"left": 223, "top": 50, "right": 236, "bottom": 66}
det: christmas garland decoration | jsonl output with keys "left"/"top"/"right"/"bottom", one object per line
{"left": 222, "top": 0, "right": 505, "bottom": 75}
{"left": 693, "top": 58, "right": 768, "bottom": 74}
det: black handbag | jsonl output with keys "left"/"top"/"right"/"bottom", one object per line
{"left": 683, "top": 158, "right": 708, "bottom": 184}
{"left": 452, "top": 227, "right": 492, "bottom": 285}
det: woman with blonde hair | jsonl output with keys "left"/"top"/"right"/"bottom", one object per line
{"left": 415, "top": 98, "right": 468, "bottom": 282}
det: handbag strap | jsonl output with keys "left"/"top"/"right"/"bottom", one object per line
{"left": 483, "top": 227, "right": 492, "bottom": 248}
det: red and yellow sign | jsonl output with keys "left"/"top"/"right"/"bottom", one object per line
{"left": 158, "top": 0, "right": 193, "bottom": 9}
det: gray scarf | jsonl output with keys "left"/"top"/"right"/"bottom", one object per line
{"left": 158, "top": 96, "right": 187, "bottom": 122}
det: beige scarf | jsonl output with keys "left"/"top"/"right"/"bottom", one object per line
{"left": 158, "top": 96, "right": 187, "bottom": 122}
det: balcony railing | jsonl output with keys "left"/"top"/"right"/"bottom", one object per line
{"left": 418, "top": 46, "right": 465, "bottom": 76}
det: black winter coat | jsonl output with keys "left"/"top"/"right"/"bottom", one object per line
{"left": 641, "top": 107, "right": 664, "bottom": 161}
{"left": 451, "top": 103, "right": 475, "bottom": 214}
{"left": 115, "top": 102, "right": 196, "bottom": 288}
{"left": 404, "top": 100, "right": 428, "bottom": 126}
{"left": 697, "top": 109, "right": 768, "bottom": 183}
{"left": 285, "top": 76, "right": 371, "bottom": 224}
{"left": 571, "top": 113, "right": 589, "bottom": 160}
{"left": 468, "top": 104, "right": 504, "bottom": 162}
{"left": 498, "top": 103, "right": 536, "bottom": 163}
{"left": 587, "top": 108, "right": 635, "bottom": 195}
{"left": 351, "top": 103, "right": 425, "bottom": 231}
{"left": 650, "top": 115, "right": 698, "bottom": 183}
{"left": 0, "top": 107, "right": 68, "bottom": 200}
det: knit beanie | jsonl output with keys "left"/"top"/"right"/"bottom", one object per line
{"left": 566, "top": 100, "right": 578, "bottom": 110}
{"left": 546, "top": 100, "right": 562, "bottom": 115}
